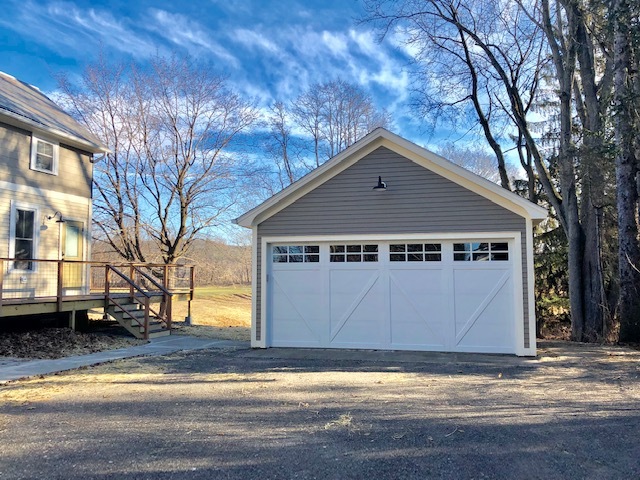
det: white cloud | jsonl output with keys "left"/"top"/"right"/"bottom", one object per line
{"left": 0, "top": 0, "right": 161, "bottom": 59}
{"left": 0, "top": 1, "right": 240, "bottom": 67}
{"left": 387, "top": 25, "right": 423, "bottom": 59}
{"left": 220, "top": 23, "right": 412, "bottom": 122}
{"left": 1, "top": 0, "right": 415, "bottom": 133}
{"left": 233, "top": 29, "right": 280, "bottom": 55}
{"left": 148, "top": 9, "right": 239, "bottom": 66}
{"left": 0, "top": 0, "right": 158, "bottom": 58}
{"left": 320, "top": 31, "right": 349, "bottom": 57}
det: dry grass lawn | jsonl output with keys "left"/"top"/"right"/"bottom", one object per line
{"left": 171, "top": 285, "right": 251, "bottom": 341}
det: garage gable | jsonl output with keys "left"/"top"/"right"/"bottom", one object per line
{"left": 261, "top": 146, "right": 524, "bottom": 236}
{"left": 235, "top": 128, "right": 547, "bottom": 228}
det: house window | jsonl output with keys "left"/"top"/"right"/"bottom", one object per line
{"left": 390, "top": 243, "right": 442, "bottom": 262}
{"left": 10, "top": 205, "right": 37, "bottom": 271}
{"left": 30, "top": 136, "right": 59, "bottom": 175}
{"left": 272, "top": 245, "right": 319, "bottom": 263}
{"left": 330, "top": 245, "right": 378, "bottom": 262}
{"left": 453, "top": 242, "right": 509, "bottom": 261}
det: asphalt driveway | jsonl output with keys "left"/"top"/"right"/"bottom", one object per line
{"left": 0, "top": 341, "right": 638, "bottom": 480}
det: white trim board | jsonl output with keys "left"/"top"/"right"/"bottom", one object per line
{"left": 261, "top": 232, "right": 523, "bottom": 242}
{"left": 251, "top": 226, "right": 263, "bottom": 348}
{"left": 257, "top": 232, "right": 535, "bottom": 356}
{"left": 0, "top": 179, "right": 92, "bottom": 206}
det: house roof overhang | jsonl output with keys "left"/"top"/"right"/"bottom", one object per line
{"left": 234, "top": 128, "right": 548, "bottom": 228}
{"left": 0, "top": 108, "right": 109, "bottom": 155}
{"left": 0, "top": 71, "right": 110, "bottom": 155}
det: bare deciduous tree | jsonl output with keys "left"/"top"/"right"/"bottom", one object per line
{"left": 291, "top": 88, "right": 325, "bottom": 168}
{"left": 58, "top": 54, "right": 260, "bottom": 264}
{"left": 362, "top": 0, "right": 620, "bottom": 341}
{"left": 364, "top": 0, "right": 545, "bottom": 192}
{"left": 436, "top": 142, "right": 520, "bottom": 184}
{"left": 264, "top": 101, "right": 300, "bottom": 189}
{"left": 293, "top": 79, "right": 391, "bottom": 163}
{"left": 260, "top": 79, "right": 391, "bottom": 191}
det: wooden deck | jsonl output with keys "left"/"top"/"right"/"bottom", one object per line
{"left": 1, "top": 259, "right": 195, "bottom": 338}
{"left": 0, "top": 293, "right": 130, "bottom": 317}
{"left": 0, "top": 290, "right": 192, "bottom": 317}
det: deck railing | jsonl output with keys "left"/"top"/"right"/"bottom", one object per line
{"left": 0, "top": 258, "right": 194, "bottom": 322}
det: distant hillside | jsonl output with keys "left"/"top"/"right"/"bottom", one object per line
{"left": 92, "top": 238, "right": 250, "bottom": 286}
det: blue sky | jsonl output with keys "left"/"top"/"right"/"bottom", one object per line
{"left": 0, "top": 0, "right": 438, "bottom": 144}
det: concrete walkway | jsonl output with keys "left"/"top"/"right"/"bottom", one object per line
{"left": 0, "top": 335, "right": 249, "bottom": 384}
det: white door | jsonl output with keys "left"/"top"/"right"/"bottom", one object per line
{"left": 327, "top": 244, "right": 385, "bottom": 348}
{"left": 268, "top": 239, "right": 517, "bottom": 353}
{"left": 386, "top": 240, "right": 450, "bottom": 350}
{"left": 62, "top": 220, "right": 86, "bottom": 295}
{"left": 450, "top": 242, "right": 514, "bottom": 353}
{"left": 270, "top": 246, "right": 323, "bottom": 347}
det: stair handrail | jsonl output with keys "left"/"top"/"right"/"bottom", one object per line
{"left": 106, "top": 265, "right": 153, "bottom": 299}
{"left": 132, "top": 266, "right": 174, "bottom": 330}
{"left": 132, "top": 266, "right": 169, "bottom": 293}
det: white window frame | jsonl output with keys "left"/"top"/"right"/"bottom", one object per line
{"left": 272, "top": 245, "right": 320, "bottom": 264}
{"left": 329, "top": 244, "right": 379, "bottom": 263}
{"left": 453, "top": 241, "right": 509, "bottom": 262}
{"left": 8, "top": 201, "right": 40, "bottom": 272}
{"left": 30, "top": 135, "right": 59, "bottom": 175}
{"left": 389, "top": 242, "right": 442, "bottom": 262}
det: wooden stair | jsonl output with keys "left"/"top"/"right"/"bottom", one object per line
{"left": 103, "top": 265, "right": 174, "bottom": 340}
{"left": 106, "top": 300, "right": 171, "bottom": 339}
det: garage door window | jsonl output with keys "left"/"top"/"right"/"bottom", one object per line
{"left": 273, "top": 245, "right": 320, "bottom": 263}
{"left": 453, "top": 242, "right": 509, "bottom": 261}
{"left": 390, "top": 243, "right": 442, "bottom": 262}
{"left": 330, "top": 244, "right": 378, "bottom": 262}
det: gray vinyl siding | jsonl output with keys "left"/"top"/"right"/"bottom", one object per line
{"left": 0, "top": 122, "right": 93, "bottom": 198}
{"left": 256, "top": 146, "right": 531, "bottom": 348}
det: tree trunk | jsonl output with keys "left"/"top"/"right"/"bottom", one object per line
{"left": 614, "top": 0, "right": 640, "bottom": 342}
{"left": 568, "top": 0, "right": 610, "bottom": 341}
{"left": 580, "top": 198, "right": 606, "bottom": 341}
{"left": 566, "top": 194, "right": 585, "bottom": 341}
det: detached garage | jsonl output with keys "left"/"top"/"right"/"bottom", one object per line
{"left": 235, "top": 128, "right": 546, "bottom": 356}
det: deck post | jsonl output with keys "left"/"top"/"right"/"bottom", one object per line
{"left": 185, "top": 266, "right": 194, "bottom": 325}
{"left": 104, "top": 265, "right": 111, "bottom": 313}
{"left": 144, "top": 297, "right": 150, "bottom": 340}
{"left": 129, "top": 264, "right": 134, "bottom": 300}
{"left": 163, "top": 264, "right": 170, "bottom": 326}
{"left": 57, "top": 260, "right": 63, "bottom": 312}
{"left": 166, "top": 294, "right": 172, "bottom": 331}
{"left": 69, "top": 309, "right": 76, "bottom": 330}
{"left": 163, "top": 264, "right": 169, "bottom": 290}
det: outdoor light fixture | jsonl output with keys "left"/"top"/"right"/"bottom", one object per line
{"left": 372, "top": 176, "right": 387, "bottom": 191}
{"left": 47, "top": 211, "right": 65, "bottom": 223}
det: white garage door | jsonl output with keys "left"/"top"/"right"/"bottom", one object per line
{"left": 269, "top": 240, "right": 517, "bottom": 353}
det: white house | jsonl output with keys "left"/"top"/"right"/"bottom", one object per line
{"left": 0, "top": 71, "right": 108, "bottom": 298}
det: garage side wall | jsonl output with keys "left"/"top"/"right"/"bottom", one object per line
{"left": 256, "top": 147, "right": 530, "bottom": 347}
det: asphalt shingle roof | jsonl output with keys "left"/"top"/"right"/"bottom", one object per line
{"left": 0, "top": 71, "right": 107, "bottom": 153}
